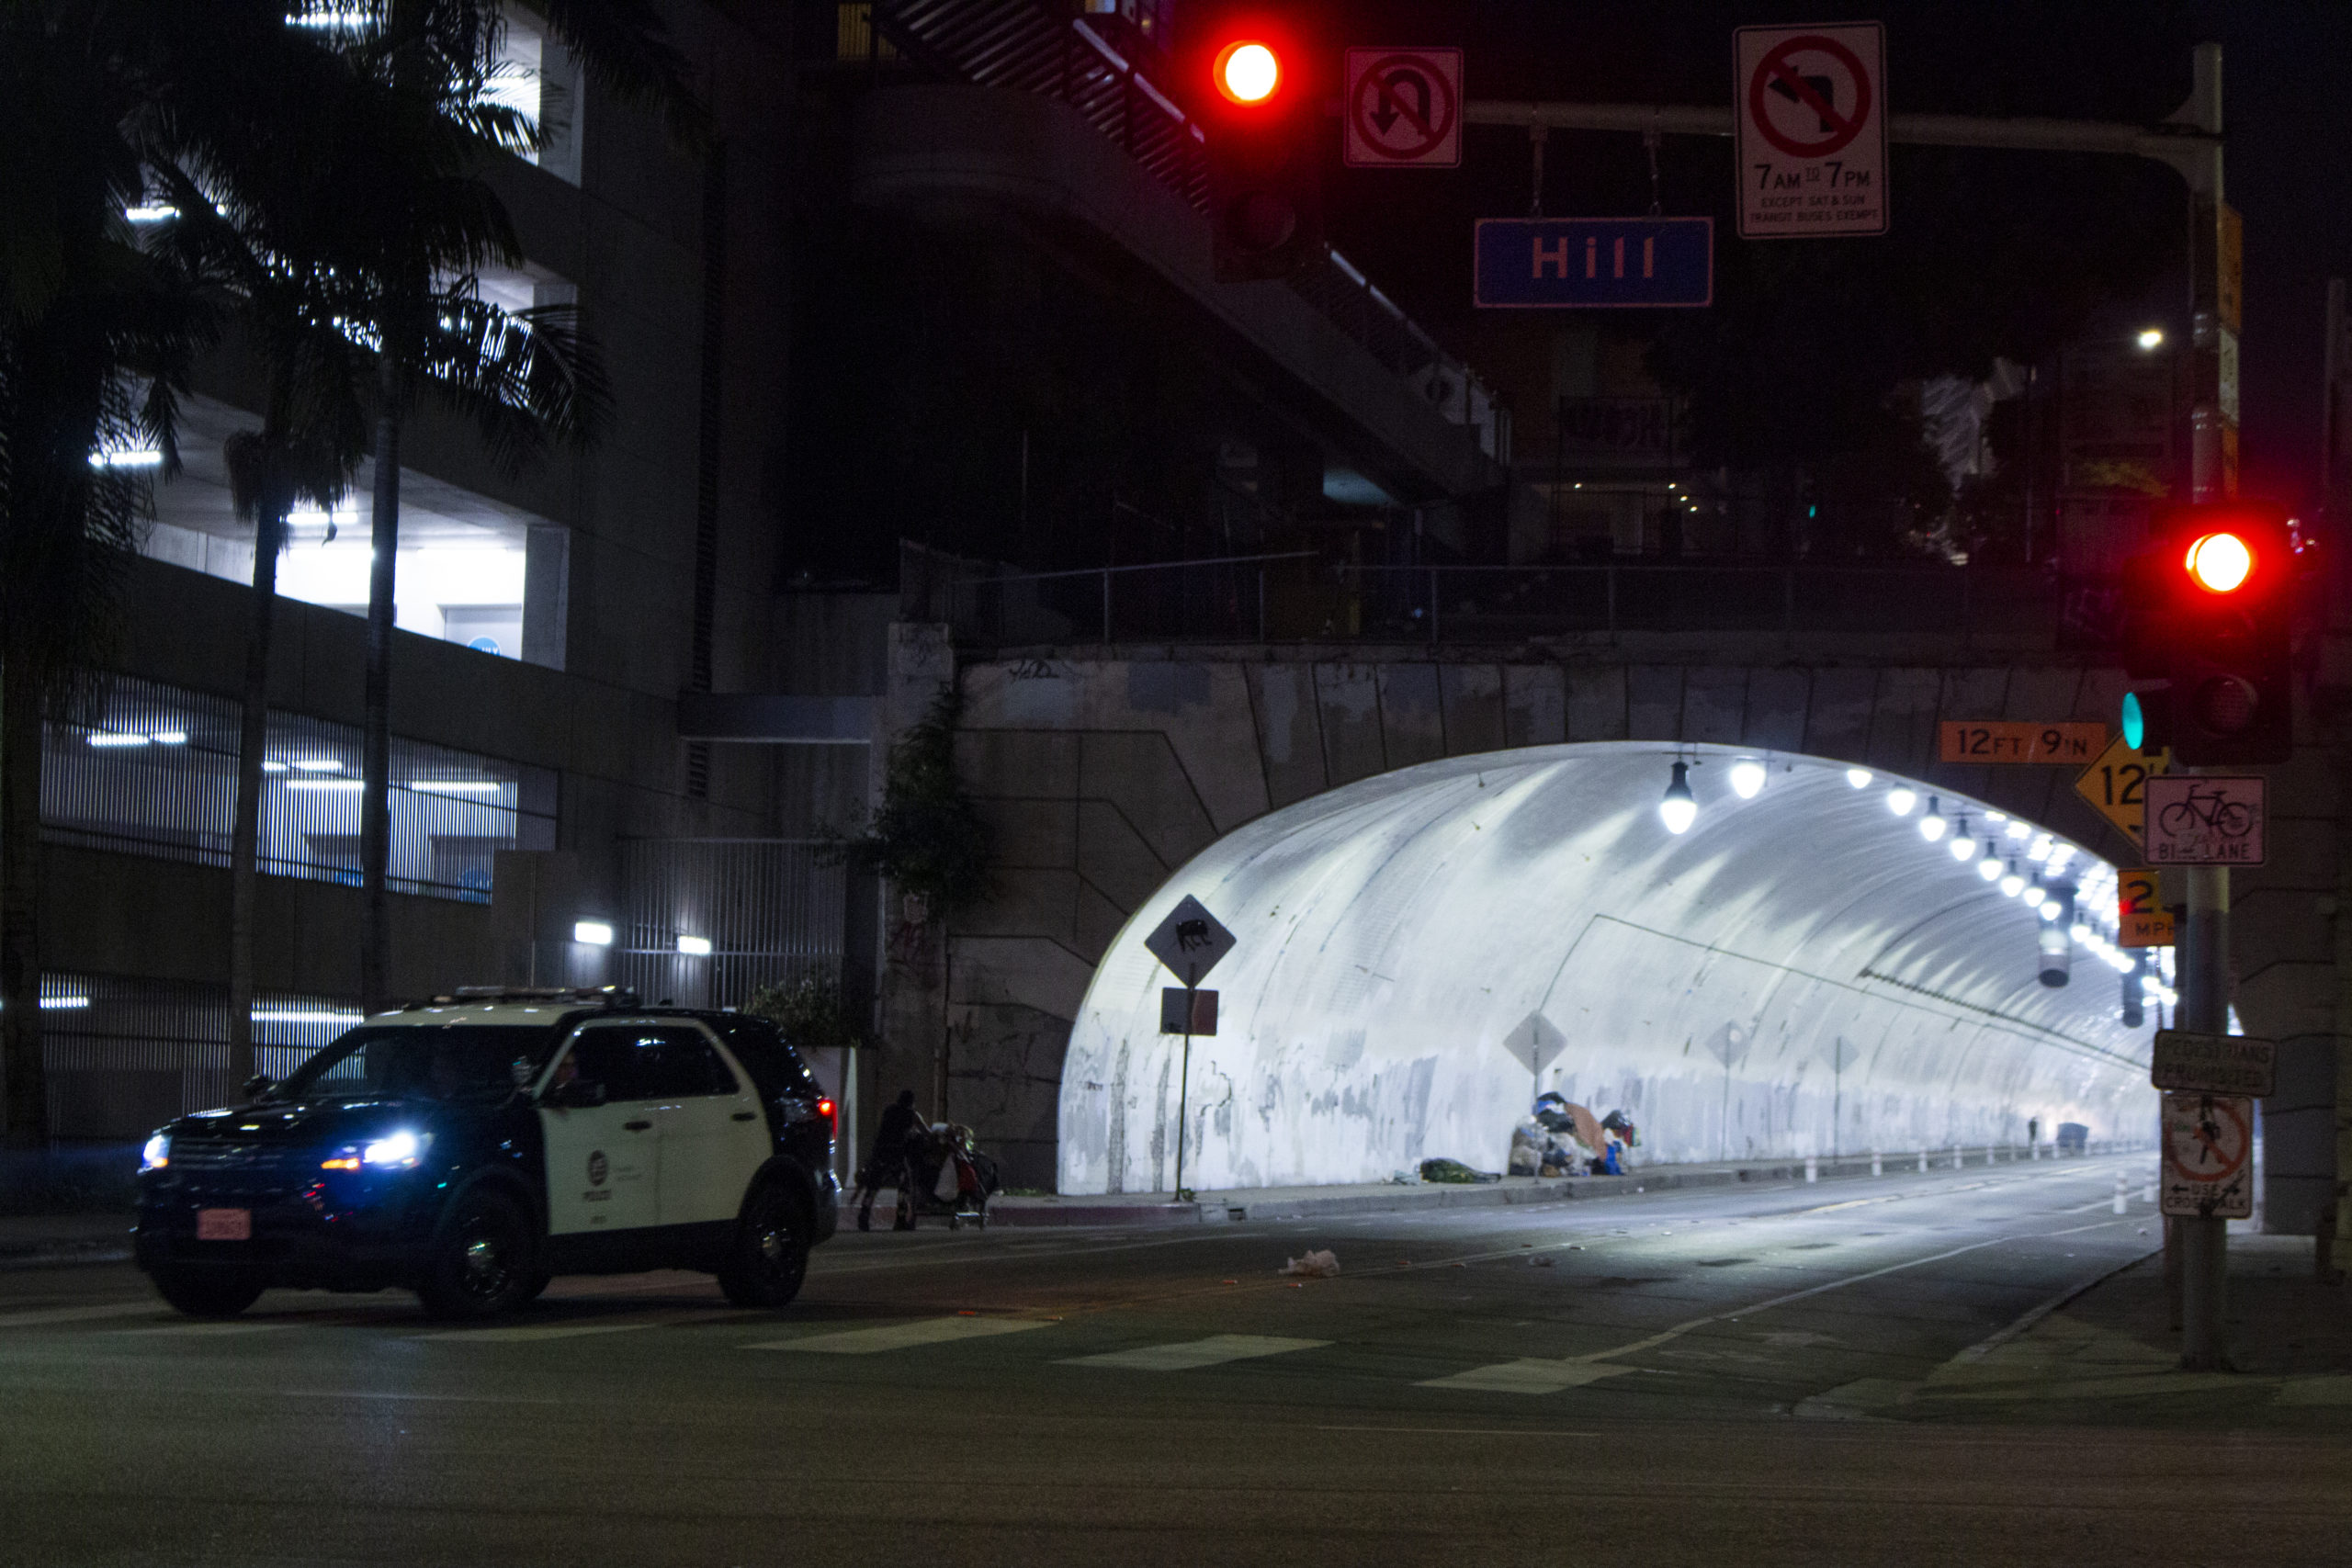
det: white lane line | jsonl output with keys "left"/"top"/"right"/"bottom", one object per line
{"left": 1059, "top": 1334, "right": 1328, "bottom": 1372}
{"left": 111, "top": 1320, "right": 304, "bottom": 1338}
{"left": 1419, "top": 1234, "right": 2021, "bottom": 1393}
{"left": 1419, "top": 1359, "right": 1638, "bottom": 1394}
{"left": 0, "top": 1302, "right": 164, "bottom": 1331}
{"left": 744, "top": 1315, "right": 1053, "bottom": 1354}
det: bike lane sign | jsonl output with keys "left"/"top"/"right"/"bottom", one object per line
{"left": 2143, "top": 774, "right": 2266, "bottom": 865}
{"left": 2161, "top": 1090, "right": 2253, "bottom": 1219}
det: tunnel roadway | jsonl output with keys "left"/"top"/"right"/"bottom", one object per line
{"left": 1, "top": 1155, "right": 2345, "bottom": 1566}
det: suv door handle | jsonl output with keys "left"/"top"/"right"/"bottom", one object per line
{"left": 623, "top": 1120, "right": 652, "bottom": 1132}
{"left": 731, "top": 1111, "right": 758, "bottom": 1122}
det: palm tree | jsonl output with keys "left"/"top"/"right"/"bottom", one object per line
{"left": 0, "top": 0, "right": 233, "bottom": 1146}
{"left": 333, "top": 1, "right": 697, "bottom": 1010}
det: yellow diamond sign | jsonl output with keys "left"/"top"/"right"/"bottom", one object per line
{"left": 2075, "top": 734, "right": 2170, "bottom": 850}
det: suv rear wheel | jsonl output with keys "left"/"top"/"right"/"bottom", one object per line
{"left": 416, "top": 1189, "right": 537, "bottom": 1320}
{"left": 718, "top": 1181, "right": 809, "bottom": 1309}
{"left": 152, "top": 1266, "right": 266, "bottom": 1318}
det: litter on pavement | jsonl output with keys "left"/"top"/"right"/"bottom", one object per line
{"left": 1280, "top": 1249, "right": 1340, "bottom": 1278}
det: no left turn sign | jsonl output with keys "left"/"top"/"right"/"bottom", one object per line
{"left": 1344, "top": 48, "right": 1462, "bottom": 167}
{"left": 1736, "top": 23, "right": 1886, "bottom": 239}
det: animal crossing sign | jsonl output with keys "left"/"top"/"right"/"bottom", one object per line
{"left": 1735, "top": 23, "right": 1887, "bottom": 238}
{"left": 1144, "top": 895, "right": 1237, "bottom": 988}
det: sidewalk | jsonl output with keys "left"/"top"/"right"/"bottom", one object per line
{"left": 0, "top": 1213, "right": 134, "bottom": 1265}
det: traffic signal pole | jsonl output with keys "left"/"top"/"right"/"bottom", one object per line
{"left": 2180, "top": 855, "right": 2233, "bottom": 1369}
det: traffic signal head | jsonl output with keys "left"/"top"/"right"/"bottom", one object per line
{"left": 1191, "top": 19, "right": 1322, "bottom": 280}
{"left": 2123, "top": 502, "right": 2297, "bottom": 765}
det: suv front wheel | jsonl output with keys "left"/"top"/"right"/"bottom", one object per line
{"left": 416, "top": 1188, "right": 537, "bottom": 1320}
{"left": 718, "top": 1181, "right": 809, "bottom": 1310}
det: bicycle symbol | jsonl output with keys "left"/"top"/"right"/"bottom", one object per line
{"left": 2156, "top": 784, "right": 2255, "bottom": 840}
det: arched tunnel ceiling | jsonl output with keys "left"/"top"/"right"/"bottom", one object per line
{"left": 1058, "top": 743, "right": 2163, "bottom": 1195}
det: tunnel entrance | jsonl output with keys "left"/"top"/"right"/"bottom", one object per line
{"left": 1057, "top": 743, "right": 2161, "bottom": 1195}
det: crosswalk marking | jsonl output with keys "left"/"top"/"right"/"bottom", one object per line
{"left": 0, "top": 1302, "right": 163, "bottom": 1332}
{"left": 744, "top": 1315, "right": 1051, "bottom": 1354}
{"left": 1417, "top": 1359, "right": 1636, "bottom": 1394}
{"left": 1060, "top": 1334, "right": 1328, "bottom": 1372}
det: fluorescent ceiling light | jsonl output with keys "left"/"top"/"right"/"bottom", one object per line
{"left": 287, "top": 779, "right": 365, "bottom": 791}
{"left": 87, "top": 449, "right": 163, "bottom": 468}
{"left": 152, "top": 731, "right": 187, "bottom": 745}
{"left": 676, "top": 935, "right": 714, "bottom": 956}
{"left": 86, "top": 732, "right": 148, "bottom": 748}
{"left": 290, "top": 760, "right": 344, "bottom": 773}
{"left": 411, "top": 780, "right": 502, "bottom": 794}
{"left": 573, "top": 920, "right": 613, "bottom": 946}
{"left": 252, "top": 1010, "right": 359, "bottom": 1025}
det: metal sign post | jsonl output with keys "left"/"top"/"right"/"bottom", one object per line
{"left": 2177, "top": 841, "right": 2233, "bottom": 1371}
{"left": 1144, "top": 897, "right": 1237, "bottom": 1202}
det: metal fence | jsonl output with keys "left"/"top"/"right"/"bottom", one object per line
{"left": 43, "top": 674, "right": 557, "bottom": 902}
{"left": 40, "top": 973, "right": 363, "bottom": 1140}
{"left": 616, "top": 840, "right": 848, "bottom": 1013}
{"left": 914, "top": 548, "right": 2099, "bottom": 649}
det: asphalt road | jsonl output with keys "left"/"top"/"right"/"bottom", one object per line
{"left": 3, "top": 1155, "right": 2346, "bottom": 1566}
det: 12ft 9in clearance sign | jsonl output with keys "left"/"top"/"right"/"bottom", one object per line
{"left": 1736, "top": 23, "right": 1887, "bottom": 239}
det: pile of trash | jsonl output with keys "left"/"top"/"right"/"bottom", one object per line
{"left": 1418, "top": 1157, "right": 1501, "bottom": 1185}
{"left": 1510, "top": 1094, "right": 1639, "bottom": 1177}
{"left": 1280, "top": 1248, "right": 1341, "bottom": 1278}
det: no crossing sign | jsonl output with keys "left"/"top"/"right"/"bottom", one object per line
{"left": 2161, "top": 1090, "right": 2254, "bottom": 1219}
{"left": 1735, "top": 23, "right": 1887, "bottom": 239}
{"left": 1344, "top": 48, "right": 1462, "bottom": 167}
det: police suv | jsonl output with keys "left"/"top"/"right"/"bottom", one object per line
{"left": 133, "top": 988, "right": 840, "bottom": 1320}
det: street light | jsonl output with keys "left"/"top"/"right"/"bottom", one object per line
{"left": 1658, "top": 761, "right": 1698, "bottom": 834}
{"left": 2136, "top": 327, "right": 2165, "bottom": 350}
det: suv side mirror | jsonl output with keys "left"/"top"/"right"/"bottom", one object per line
{"left": 242, "top": 1074, "right": 274, "bottom": 1100}
{"left": 546, "top": 1079, "right": 607, "bottom": 1110}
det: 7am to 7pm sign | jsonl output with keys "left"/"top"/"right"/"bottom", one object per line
{"left": 1474, "top": 218, "right": 1713, "bottom": 309}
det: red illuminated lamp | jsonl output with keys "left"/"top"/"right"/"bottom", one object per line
{"left": 2183, "top": 530, "right": 2254, "bottom": 593}
{"left": 1213, "top": 39, "right": 1281, "bottom": 104}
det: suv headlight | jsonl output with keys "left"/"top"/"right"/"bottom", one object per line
{"left": 140, "top": 1132, "right": 170, "bottom": 1171}
{"left": 361, "top": 1130, "right": 430, "bottom": 1169}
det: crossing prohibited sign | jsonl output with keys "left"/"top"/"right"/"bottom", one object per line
{"left": 2161, "top": 1090, "right": 2254, "bottom": 1219}
{"left": 1735, "top": 23, "right": 1887, "bottom": 239}
{"left": 1343, "top": 48, "right": 1462, "bottom": 167}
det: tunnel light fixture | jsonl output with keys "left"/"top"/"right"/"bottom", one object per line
{"left": 1845, "top": 767, "right": 1871, "bottom": 788}
{"left": 1917, "top": 797, "right": 1948, "bottom": 841}
{"left": 1983, "top": 809, "right": 2007, "bottom": 823}
{"left": 1976, "top": 851, "right": 2002, "bottom": 881}
{"left": 287, "top": 778, "right": 365, "bottom": 791}
{"left": 2005, "top": 820, "right": 2030, "bottom": 840}
{"left": 572, "top": 920, "right": 613, "bottom": 946}
{"left": 412, "top": 780, "right": 502, "bottom": 795}
{"left": 1658, "top": 761, "right": 1698, "bottom": 835}
{"left": 2070, "top": 923, "right": 2093, "bottom": 944}
{"left": 1885, "top": 786, "right": 1917, "bottom": 816}
{"left": 1951, "top": 826, "right": 1979, "bottom": 862}
{"left": 2022, "top": 885, "right": 2046, "bottom": 908}
{"left": 290, "top": 759, "right": 344, "bottom": 773}
{"left": 2000, "top": 863, "right": 2025, "bottom": 897}
{"left": 2037, "top": 899, "right": 2061, "bottom": 921}
{"left": 2045, "top": 844, "right": 2075, "bottom": 872}
{"left": 1727, "top": 759, "right": 1767, "bottom": 799}
{"left": 677, "top": 934, "right": 713, "bottom": 956}
{"left": 85, "top": 732, "right": 149, "bottom": 748}
{"left": 2027, "top": 833, "right": 2052, "bottom": 862}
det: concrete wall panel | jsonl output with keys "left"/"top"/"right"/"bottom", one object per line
{"left": 1743, "top": 668, "right": 1810, "bottom": 753}
{"left": 1247, "top": 663, "right": 1326, "bottom": 810}
{"left": 1377, "top": 663, "right": 1447, "bottom": 770}
{"left": 1625, "top": 666, "right": 1684, "bottom": 740}
{"left": 1506, "top": 664, "right": 1570, "bottom": 746}
{"left": 1681, "top": 667, "right": 1747, "bottom": 746}
{"left": 1440, "top": 665, "right": 1507, "bottom": 757}
{"left": 1802, "top": 668, "right": 1878, "bottom": 761}
{"left": 1315, "top": 663, "right": 1386, "bottom": 786}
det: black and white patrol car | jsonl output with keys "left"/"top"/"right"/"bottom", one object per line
{"left": 132, "top": 987, "right": 840, "bottom": 1320}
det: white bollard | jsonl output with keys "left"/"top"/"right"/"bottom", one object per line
{"left": 2030, "top": 1141, "right": 2040, "bottom": 1160}
{"left": 2143, "top": 1177, "right": 2157, "bottom": 1202}
{"left": 2112, "top": 1173, "right": 2129, "bottom": 1215}
{"left": 1805, "top": 1155, "right": 1818, "bottom": 1184}
{"left": 1951, "top": 1145, "right": 1964, "bottom": 1170}
{"left": 1917, "top": 1149, "right": 1928, "bottom": 1173}
{"left": 1871, "top": 1150, "right": 1883, "bottom": 1178}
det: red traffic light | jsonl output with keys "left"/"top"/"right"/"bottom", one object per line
{"left": 2184, "top": 530, "right": 2255, "bottom": 593}
{"left": 1213, "top": 39, "right": 1281, "bottom": 104}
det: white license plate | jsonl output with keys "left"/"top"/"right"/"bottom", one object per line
{"left": 196, "top": 1208, "right": 252, "bottom": 1242}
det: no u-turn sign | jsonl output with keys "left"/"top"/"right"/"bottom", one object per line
{"left": 1736, "top": 23, "right": 1887, "bottom": 239}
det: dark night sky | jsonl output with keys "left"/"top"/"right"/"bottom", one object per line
{"left": 1282, "top": 2, "right": 2352, "bottom": 509}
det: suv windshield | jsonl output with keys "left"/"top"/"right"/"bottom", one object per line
{"left": 270, "top": 1023, "right": 562, "bottom": 1103}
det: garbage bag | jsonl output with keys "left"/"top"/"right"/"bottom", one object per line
{"left": 1419, "top": 1157, "right": 1501, "bottom": 1185}
{"left": 1280, "top": 1249, "right": 1340, "bottom": 1278}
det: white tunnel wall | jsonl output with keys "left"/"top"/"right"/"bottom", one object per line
{"left": 1057, "top": 744, "right": 2159, "bottom": 1195}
